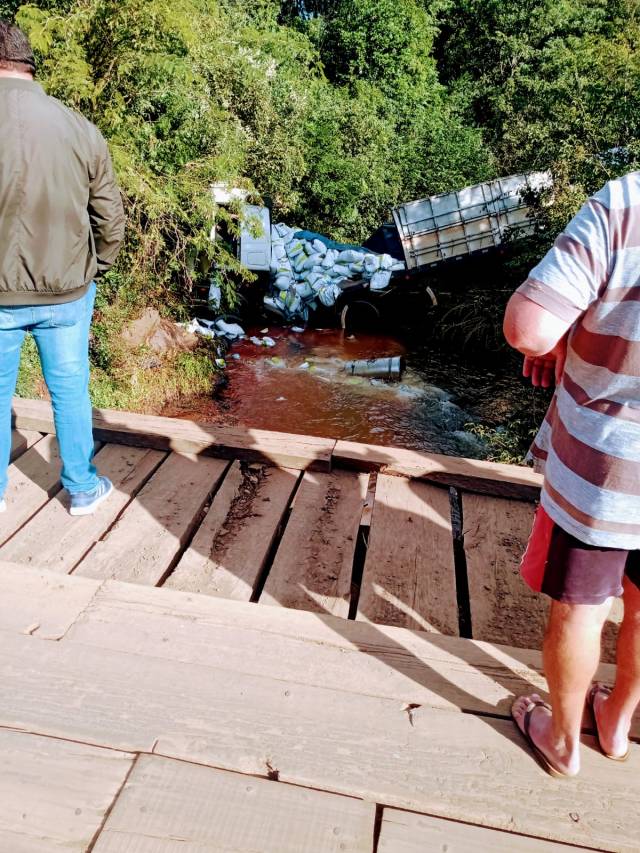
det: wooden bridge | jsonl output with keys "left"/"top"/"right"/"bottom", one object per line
{"left": 2, "top": 398, "right": 638, "bottom": 852}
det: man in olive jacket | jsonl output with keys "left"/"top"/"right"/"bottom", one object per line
{"left": 0, "top": 21, "right": 125, "bottom": 515}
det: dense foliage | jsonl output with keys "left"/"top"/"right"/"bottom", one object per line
{"left": 3, "top": 0, "right": 638, "bottom": 309}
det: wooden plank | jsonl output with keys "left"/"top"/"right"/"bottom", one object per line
{"left": 0, "top": 563, "right": 630, "bottom": 736}
{"left": 260, "top": 469, "right": 368, "bottom": 618}
{"left": 166, "top": 461, "right": 299, "bottom": 600}
{"left": 1, "top": 435, "right": 102, "bottom": 547}
{"left": 0, "top": 560, "right": 101, "bottom": 639}
{"left": 334, "top": 439, "right": 543, "bottom": 501}
{"left": 64, "top": 577, "right": 640, "bottom": 736}
{"left": 0, "top": 434, "right": 66, "bottom": 547}
{"left": 357, "top": 474, "right": 459, "bottom": 634}
{"left": 75, "top": 453, "right": 229, "bottom": 585}
{"left": 0, "top": 443, "right": 165, "bottom": 572}
{"left": 378, "top": 809, "right": 589, "bottom": 853}
{"left": 1, "top": 630, "right": 639, "bottom": 851}
{"left": 0, "top": 728, "right": 133, "bottom": 853}
{"left": 462, "top": 494, "right": 622, "bottom": 663}
{"left": 93, "top": 754, "right": 375, "bottom": 853}
{"left": 12, "top": 396, "right": 335, "bottom": 472}
{"left": 10, "top": 428, "right": 42, "bottom": 462}
{"left": 464, "top": 494, "right": 542, "bottom": 648}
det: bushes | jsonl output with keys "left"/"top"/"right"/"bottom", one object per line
{"left": 8, "top": 0, "right": 497, "bottom": 314}
{"left": 5, "top": 0, "right": 640, "bottom": 303}
{"left": 436, "top": 0, "right": 640, "bottom": 178}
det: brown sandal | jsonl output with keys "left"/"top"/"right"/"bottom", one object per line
{"left": 511, "top": 697, "right": 572, "bottom": 779}
{"left": 586, "top": 683, "right": 630, "bottom": 762}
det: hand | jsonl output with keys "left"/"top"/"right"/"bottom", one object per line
{"left": 523, "top": 354, "right": 556, "bottom": 388}
{"left": 523, "top": 337, "right": 568, "bottom": 388}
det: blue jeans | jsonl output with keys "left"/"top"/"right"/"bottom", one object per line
{"left": 0, "top": 283, "right": 98, "bottom": 497}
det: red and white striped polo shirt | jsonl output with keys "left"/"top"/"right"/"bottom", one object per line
{"left": 518, "top": 171, "right": 640, "bottom": 548}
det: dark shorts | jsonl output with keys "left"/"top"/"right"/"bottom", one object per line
{"left": 543, "top": 524, "right": 640, "bottom": 605}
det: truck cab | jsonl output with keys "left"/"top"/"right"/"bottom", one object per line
{"left": 210, "top": 184, "right": 272, "bottom": 273}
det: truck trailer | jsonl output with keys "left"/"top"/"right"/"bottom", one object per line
{"left": 373, "top": 171, "right": 552, "bottom": 272}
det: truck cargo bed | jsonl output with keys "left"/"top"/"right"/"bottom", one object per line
{"left": 393, "top": 172, "right": 551, "bottom": 270}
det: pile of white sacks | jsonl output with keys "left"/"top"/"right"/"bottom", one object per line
{"left": 264, "top": 224, "right": 405, "bottom": 322}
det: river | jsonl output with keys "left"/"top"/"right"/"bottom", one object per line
{"left": 163, "top": 324, "right": 546, "bottom": 460}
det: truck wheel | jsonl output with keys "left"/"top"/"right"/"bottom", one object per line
{"left": 340, "top": 301, "right": 381, "bottom": 334}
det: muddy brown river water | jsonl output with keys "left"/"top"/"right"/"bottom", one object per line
{"left": 163, "top": 325, "right": 546, "bottom": 459}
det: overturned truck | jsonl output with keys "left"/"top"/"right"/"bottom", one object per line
{"left": 209, "top": 171, "right": 551, "bottom": 326}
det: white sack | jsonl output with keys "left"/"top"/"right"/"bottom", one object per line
{"left": 293, "top": 254, "right": 309, "bottom": 274}
{"left": 275, "top": 274, "right": 293, "bottom": 290}
{"left": 322, "top": 249, "right": 339, "bottom": 268}
{"left": 337, "top": 250, "right": 364, "bottom": 263}
{"left": 286, "top": 239, "right": 305, "bottom": 258}
{"left": 317, "top": 283, "right": 342, "bottom": 307}
{"left": 294, "top": 281, "right": 314, "bottom": 300}
{"left": 302, "top": 253, "right": 324, "bottom": 270}
{"left": 364, "top": 255, "right": 380, "bottom": 274}
{"left": 370, "top": 270, "right": 392, "bottom": 291}
{"left": 329, "top": 264, "right": 352, "bottom": 278}
{"left": 215, "top": 319, "right": 245, "bottom": 339}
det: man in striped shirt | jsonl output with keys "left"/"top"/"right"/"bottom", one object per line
{"left": 504, "top": 172, "right": 640, "bottom": 777}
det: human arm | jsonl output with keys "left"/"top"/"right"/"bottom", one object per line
{"left": 503, "top": 187, "right": 611, "bottom": 387}
{"left": 88, "top": 132, "right": 125, "bottom": 276}
{"left": 503, "top": 293, "right": 570, "bottom": 387}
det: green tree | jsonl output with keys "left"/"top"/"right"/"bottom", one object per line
{"left": 318, "top": 0, "right": 442, "bottom": 97}
{"left": 437, "top": 0, "right": 640, "bottom": 176}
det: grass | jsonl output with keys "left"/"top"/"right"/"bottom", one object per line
{"left": 16, "top": 334, "right": 45, "bottom": 399}
{"left": 88, "top": 348, "right": 220, "bottom": 412}
{"left": 15, "top": 296, "right": 222, "bottom": 415}
{"left": 465, "top": 420, "right": 538, "bottom": 465}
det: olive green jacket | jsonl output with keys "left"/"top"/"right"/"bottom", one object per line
{"left": 0, "top": 77, "right": 125, "bottom": 305}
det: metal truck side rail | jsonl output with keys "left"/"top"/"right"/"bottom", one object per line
{"left": 392, "top": 171, "right": 552, "bottom": 271}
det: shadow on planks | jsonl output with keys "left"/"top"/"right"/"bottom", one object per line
{"left": 5, "top": 401, "right": 625, "bottom": 747}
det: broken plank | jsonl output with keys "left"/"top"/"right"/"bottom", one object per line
{"left": 92, "top": 754, "right": 375, "bottom": 853}
{"left": 0, "top": 560, "right": 101, "bottom": 640}
{"left": 75, "top": 452, "right": 229, "bottom": 585}
{"left": 0, "top": 728, "right": 133, "bottom": 853}
{"left": 333, "top": 440, "right": 543, "bottom": 501}
{"left": 260, "top": 469, "right": 368, "bottom": 618}
{"left": 377, "top": 809, "right": 588, "bottom": 853}
{"left": 166, "top": 461, "right": 299, "bottom": 600}
{"left": 357, "top": 474, "right": 458, "bottom": 634}
{"left": 12, "top": 396, "right": 335, "bottom": 471}
{"left": 10, "top": 428, "right": 42, "bottom": 462}
{"left": 462, "top": 493, "right": 622, "bottom": 663}
{"left": 1, "top": 630, "right": 638, "bottom": 852}
{"left": 0, "top": 443, "right": 165, "bottom": 572}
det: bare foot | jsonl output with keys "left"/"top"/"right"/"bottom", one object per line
{"left": 512, "top": 694, "right": 581, "bottom": 777}
{"left": 591, "top": 685, "right": 630, "bottom": 759}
